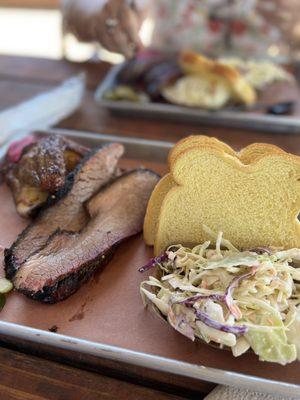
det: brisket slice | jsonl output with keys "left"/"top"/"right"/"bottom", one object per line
{"left": 11, "top": 169, "right": 159, "bottom": 303}
{"left": 5, "top": 143, "right": 124, "bottom": 278}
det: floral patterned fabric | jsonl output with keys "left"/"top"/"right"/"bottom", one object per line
{"left": 145, "top": 0, "right": 299, "bottom": 59}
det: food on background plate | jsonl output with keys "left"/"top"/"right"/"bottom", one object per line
{"left": 103, "top": 85, "right": 149, "bottom": 103}
{"left": 219, "top": 57, "right": 297, "bottom": 112}
{"left": 117, "top": 51, "right": 171, "bottom": 84}
{"left": 2, "top": 135, "right": 88, "bottom": 218}
{"left": 218, "top": 58, "right": 294, "bottom": 90}
{"left": 117, "top": 52, "right": 182, "bottom": 100}
{"left": 163, "top": 75, "right": 232, "bottom": 110}
{"left": 163, "top": 51, "right": 256, "bottom": 109}
{"left": 163, "top": 51, "right": 296, "bottom": 110}
{"left": 144, "top": 135, "right": 300, "bottom": 255}
{"left": 141, "top": 135, "right": 300, "bottom": 364}
{"left": 140, "top": 233, "right": 300, "bottom": 365}
{"left": 4, "top": 137, "right": 159, "bottom": 303}
{"left": 110, "top": 50, "right": 296, "bottom": 111}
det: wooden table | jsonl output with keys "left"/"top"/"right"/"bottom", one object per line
{"left": 0, "top": 55, "right": 299, "bottom": 400}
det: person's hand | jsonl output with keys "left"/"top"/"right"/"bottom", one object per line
{"left": 94, "top": 0, "right": 144, "bottom": 58}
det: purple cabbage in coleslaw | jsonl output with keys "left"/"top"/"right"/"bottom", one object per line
{"left": 139, "top": 231, "right": 300, "bottom": 365}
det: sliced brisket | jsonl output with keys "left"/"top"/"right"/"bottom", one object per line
{"left": 11, "top": 169, "right": 159, "bottom": 303}
{"left": 5, "top": 143, "right": 124, "bottom": 278}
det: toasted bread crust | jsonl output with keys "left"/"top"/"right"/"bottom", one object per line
{"left": 168, "top": 135, "right": 236, "bottom": 166}
{"left": 239, "top": 143, "right": 285, "bottom": 164}
{"left": 143, "top": 173, "right": 175, "bottom": 245}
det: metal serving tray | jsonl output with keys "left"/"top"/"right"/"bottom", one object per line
{"left": 0, "top": 128, "right": 299, "bottom": 399}
{"left": 95, "top": 63, "right": 300, "bottom": 134}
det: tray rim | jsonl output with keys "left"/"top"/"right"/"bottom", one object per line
{"left": 0, "top": 320, "right": 299, "bottom": 398}
{"left": 0, "top": 127, "right": 299, "bottom": 398}
{"left": 95, "top": 63, "right": 300, "bottom": 134}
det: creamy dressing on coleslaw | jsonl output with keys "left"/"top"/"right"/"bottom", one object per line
{"left": 140, "top": 230, "right": 300, "bottom": 365}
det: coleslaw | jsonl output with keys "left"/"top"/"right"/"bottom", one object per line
{"left": 139, "top": 229, "right": 300, "bottom": 365}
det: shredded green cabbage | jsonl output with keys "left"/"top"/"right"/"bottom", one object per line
{"left": 140, "top": 232, "right": 300, "bottom": 365}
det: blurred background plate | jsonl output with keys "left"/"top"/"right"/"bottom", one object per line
{"left": 95, "top": 63, "right": 300, "bottom": 134}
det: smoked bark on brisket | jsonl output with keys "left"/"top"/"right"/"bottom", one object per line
{"left": 8, "top": 169, "right": 159, "bottom": 303}
{"left": 5, "top": 143, "right": 124, "bottom": 279}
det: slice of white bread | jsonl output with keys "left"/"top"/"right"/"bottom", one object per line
{"left": 144, "top": 136, "right": 236, "bottom": 245}
{"left": 179, "top": 51, "right": 257, "bottom": 106}
{"left": 144, "top": 137, "right": 285, "bottom": 246}
{"left": 153, "top": 143, "right": 300, "bottom": 255}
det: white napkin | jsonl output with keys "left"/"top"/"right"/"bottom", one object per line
{"left": 204, "top": 385, "right": 297, "bottom": 400}
{"left": 0, "top": 74, "right": 85, "bottom": 144}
